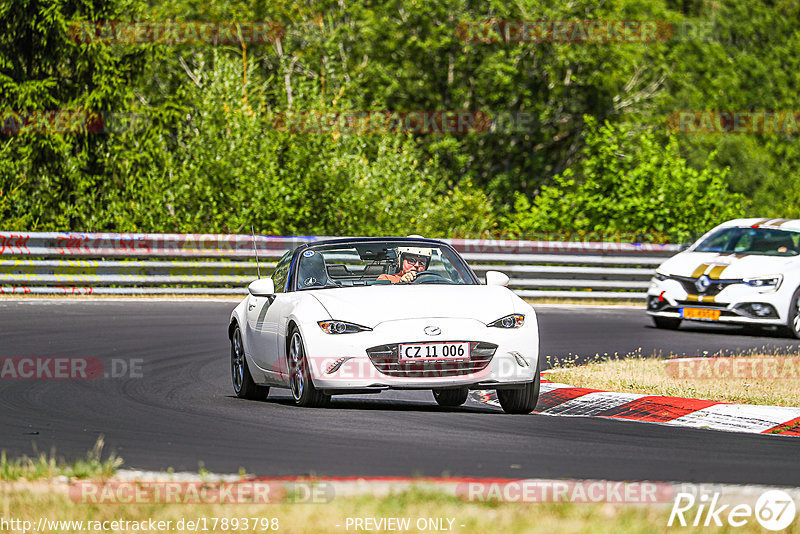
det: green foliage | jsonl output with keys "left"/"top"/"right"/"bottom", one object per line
{"left": 317, "top": 0, "right": 676, "bottom": 203}
{"left": 505, "top": 117, "right": 746, "bottom": 242}
{"left": 0, "top": 0, "right": 156, "bottom": 230}
{"left": 659, "top": 0, "right": 800, "bottom": 215}
{"left": 65, "top": 51, "right": 496, "bottom": 236}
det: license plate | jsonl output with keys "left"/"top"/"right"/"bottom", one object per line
{"left": 398, "top": 342, "right": 470, "bottom": 362}
{"left": 681, "top": 307, "right": 721, "bottom": 321}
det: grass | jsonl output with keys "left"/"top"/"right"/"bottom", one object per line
{"left": 0, "top": 437, "right": 122, "bottom": 481}
{"left": 1, "top": 443, "right": 797, "bottom": 533}
{"left": 545, "top": 349, "right": 800, "bottom": 407}
{"left": 4, "top": 484, "right": 796, "bottom": 534}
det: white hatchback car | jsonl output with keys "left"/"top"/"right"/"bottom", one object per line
{"left": 228, "top": 237, "right": 540, "bottom": 413}
{"left": 647, "top": 218, "right": 800, "bottom": 337}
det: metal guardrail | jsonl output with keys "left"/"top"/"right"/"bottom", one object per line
{"left": 0, "top": 232, "right": 682, "bottom": 299}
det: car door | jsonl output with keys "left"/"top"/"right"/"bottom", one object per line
{"left": 245, "top": 293, "right": 282, "bottom": 379}
{"left": 244, "top": 250, "right": 294, "bottom": 383}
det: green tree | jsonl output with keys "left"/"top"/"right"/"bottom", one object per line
{"left": 505, "top": 117, "right": 745, "bottom": 242}
{"left": 0, "top": 0, "right": 155, "bottom": 230}
{"left": 98, "top": 51, "right": 497, "bottom": 237}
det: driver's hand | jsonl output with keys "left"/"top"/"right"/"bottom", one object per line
{"left": 399, "top": 271, "right": 417, "bottom": 283}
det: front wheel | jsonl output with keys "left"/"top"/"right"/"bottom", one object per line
{"left": 432, "top": 387, "right": 469, "bottom": 407}
{"left": 497, "top": 366, "right": 540, "bottom": 414}
{"left": 652, "top": 316, "right": 682, "bottom": 330}
{"left": 288, "top": 329, "right": 330, "bottom": 407}
{"left": 782, "top": 287, "right": 800, "bottom": 339}
{"left": 231, "top": 325, "right": 270, "bottom": 400}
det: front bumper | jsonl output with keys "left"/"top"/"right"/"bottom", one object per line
{"left": 646, "top": 278, "right": 787, "bottom": 326}
{"left": 299, "top": 317, "right": 539, "bottom": 391}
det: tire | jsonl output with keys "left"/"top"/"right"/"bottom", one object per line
{"left": 288, "top": 328, "right": 331, "bottom": 408}
{"left": 652, "top": 316, "right": 682, "bottom": 330}
{"left": 432, "top": 387, "right": 469, "bottom": 407}
{"left": 231, "top": 325, "right": 270, "bottom": 400}
{"left": 782, "top": 287, "right": 800, "bottom": 339}
{"left": 497, "top": 364, "right": 540, "bottom": 414}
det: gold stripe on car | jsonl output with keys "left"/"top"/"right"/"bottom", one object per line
{"left": 768, "top": 218, "right": 791, "bottom": 227}
{"left": 691, "top": 263, "right": 710, "bottom": 278}
{"left": 708, "top": 265, "right": 727, "bottom": 279}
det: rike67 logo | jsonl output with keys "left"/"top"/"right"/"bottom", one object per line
{"left": 669, "top": 489, "right": 796, "bottom": 531}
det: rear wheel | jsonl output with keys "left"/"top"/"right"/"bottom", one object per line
{"left": 288, "top": 328, "right": 331, "bottom": 407}
{"left": 231, "top": 325, "right": 270, "bottom": 400}
{"left": 782, "top": 287, "right": 800, "bottom": 339}
{"left": 432, "top": 387, "right": 469, "bottom": 407}
{"left": 652, "top": 316, "right": 682, "bottom": 330}
{"left": 497, "top": 364, "right": 541, "bottom": 414}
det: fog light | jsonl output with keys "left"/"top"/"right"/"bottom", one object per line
{"left": 734, "top": 303, "right": 778, "bottom": 318}
{"left": 510, "top": 351, "right": 529, "bottom": 367}
{"left": 751, "top": 303, "right": 771, "bottom": 317}
{"left": 648, "top": 295, "right": 668, "bottom": 310}
{"left": 325, "top": 357, "right": 352, "bottom": 374}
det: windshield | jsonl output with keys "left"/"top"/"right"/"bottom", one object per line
{"left": 693, "top": 227, "right": 800, "bottom": 256}
{"left": 294, "top": 240, "right": 477, "bottom": 290}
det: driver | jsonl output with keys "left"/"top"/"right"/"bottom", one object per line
{"left": 377, "top": 246, "right": 431, "bottom": 283}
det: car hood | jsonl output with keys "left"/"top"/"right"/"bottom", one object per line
{"left": 659, "top": 251, "right": 797, "bottom": 279}
{"left": 308, "top": 284, "right": 517, "bottom": 327}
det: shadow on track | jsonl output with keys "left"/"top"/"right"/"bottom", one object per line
{"left": 226, "top": 394, "right": 499, "bottom": 414}
{"left": 645, "top": 322, "right": 791, "bottom": 338}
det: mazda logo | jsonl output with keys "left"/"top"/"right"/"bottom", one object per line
{"left": 695, "top": 275, "right": 711, "bottom": 293}
{"left": 424, "top": 326, "right": 441, "bottom": 336}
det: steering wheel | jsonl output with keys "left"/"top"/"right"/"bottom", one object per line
{"left": 411, "top": 271, "right": 448, "bottom": 284}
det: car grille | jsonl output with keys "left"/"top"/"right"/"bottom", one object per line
{"left": 672, "top": 275, "right": 740, "bottom": 297}
{"left": 675, "top": 300, "right": 729, "bottom": 309}
{"left": 365, "top": 342, "right": 497, "bottom": 377}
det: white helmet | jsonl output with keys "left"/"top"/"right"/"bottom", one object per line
{"left": 397, "top": 246, "right": 432, "bottom": 268}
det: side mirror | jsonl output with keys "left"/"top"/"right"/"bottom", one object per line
{"left": 485, "top": 271, "right": 510, "bottom": 287}
{"left": 248, "top": 278, "right": 275, "bottom": 296}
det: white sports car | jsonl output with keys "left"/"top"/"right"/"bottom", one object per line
{"left": 647, "top": 218, "right": 800, "bottom": 337}
{"left": 228, "top": 237, "right": 540, "bottom": 413}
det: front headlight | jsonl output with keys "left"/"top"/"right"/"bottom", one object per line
{"left": 743, "top": 275, "right": 783, "bottom": 291}
{"left": 653, "top": 272, "right": 669, "bottom": 281}
{"left": 488, "top": 314, "right": 525, "bottom": 328}
{"left": 317, "top": 320, "right": 372, "bottom": 334}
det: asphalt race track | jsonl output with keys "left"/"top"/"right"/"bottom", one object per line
{"left": 1, "top": 300, "right": 799, "bottom": 485}
{"left": 536, "top": 305, "right": 800, "bottom": 366}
